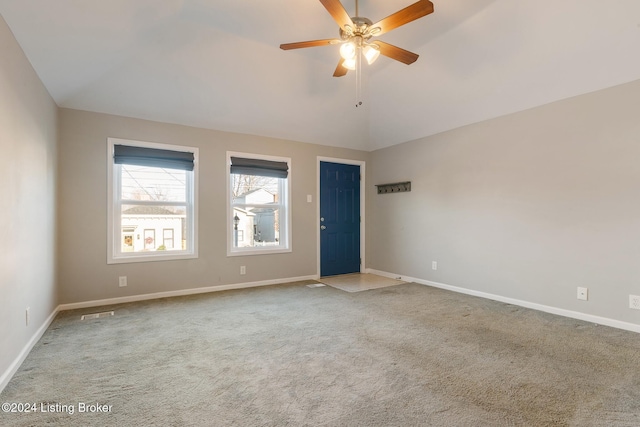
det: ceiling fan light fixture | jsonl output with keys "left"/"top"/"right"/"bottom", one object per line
{"left": 343, "top": 57, "right": 356, "bottom": 70}
{"left": 363, "top": 44, "right": 380, "bottom": 65}
{"left": 339, "top": 41, "right": 356, "bottom": 60}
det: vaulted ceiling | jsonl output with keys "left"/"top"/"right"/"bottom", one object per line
{"left": 2, "top": 0, "right": 640, "bottom": 151}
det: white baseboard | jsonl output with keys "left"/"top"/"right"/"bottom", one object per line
{"left": 367, "top": 268, "right": 640, "bottom": 334}
{"left": 58, "top": 274, "right": 318, "bottom": 311}
{"left": 0, "top": 307, "right": 59, "bottom": 394}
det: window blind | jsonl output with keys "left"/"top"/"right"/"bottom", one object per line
{"left": 230, "top": 156, "right": 288, "bottom": 178}
{"left": 114, "top": 145, "right": 195, "bottom": 171}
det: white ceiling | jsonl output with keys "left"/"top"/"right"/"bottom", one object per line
{"left": 2, "top": 0, "right": 640, "bottom": 151}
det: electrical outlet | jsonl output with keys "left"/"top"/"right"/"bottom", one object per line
{"left": 240, "top": 266, "right": 246, "bottom": 275}
{"left": 577, "top": 287, "right": 588, "bottom": 301}
{"left": 119, "top": 276, "right": 127, "bottom": 287}
{"left": 26, "top": 307, "right": 30, "bottom": 326}
{"left": 432, "top": 261, "right": 438, "bottom": 270}
{"left": 630, "top": 295, "right": 640, "bottom": 310}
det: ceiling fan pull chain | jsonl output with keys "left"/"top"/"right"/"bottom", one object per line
{"left": 355, "top": 50, "right": 362, "bottom": 107}
{"left": 354, "top": 0, "right": 362, "bottom": 107}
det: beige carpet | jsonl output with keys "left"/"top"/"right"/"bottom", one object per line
{"left": 1, "top": 281, "right": 639, "bottom": 426}
{"left": 319, "top": 273, "right": 407, "bottom": 292}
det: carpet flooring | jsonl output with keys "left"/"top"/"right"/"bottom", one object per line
{"left": 1, "top": 281, "right": 640, "bottom": 426}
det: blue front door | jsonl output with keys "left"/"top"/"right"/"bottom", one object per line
{"left": 320, "top": 161, "right": 361, "bottom": 277}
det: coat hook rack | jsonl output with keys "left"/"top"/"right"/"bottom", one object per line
{"left": 376, "top": 181, "right": 411, "bottom": 194}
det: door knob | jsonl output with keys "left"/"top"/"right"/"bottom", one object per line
{"left": 320, "top": 225, "right": 326, "bottom": 230}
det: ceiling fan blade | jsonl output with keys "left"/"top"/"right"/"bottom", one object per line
{"left": 280, "top": 39, "right": 340, "bottom": 50}
{"left": 375, "top": 41, "right": 419, "bottom": 65}
{"left": 333, "top": 59, "right": 348, "bottom": 77}
{"left": 319, "top": 0, "right": 354, "bottom": 31}
{"left": 369, "top": 0, "right": 434, "bottom": 36}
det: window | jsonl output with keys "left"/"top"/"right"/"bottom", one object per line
{"left": 108, "top": 138, "right": 198, "bottom": 263}
{"left": 163, "top": 229, "right": 174, "bottom": 249}
{"left": 228, "top": 153, "right": 291, "bottom": 255}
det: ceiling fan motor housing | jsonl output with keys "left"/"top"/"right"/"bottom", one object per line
{"left": 339, "top": 16, "right": 375, "bottom": 42}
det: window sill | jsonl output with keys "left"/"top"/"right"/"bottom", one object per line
{"left": 227, "top": 247, "right": 291, "bottom": 257}
{"left": 108, "top": 252, "right": 198, "bottom": 264}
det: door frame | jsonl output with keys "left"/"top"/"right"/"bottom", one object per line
{"left": 316, "top": 157, "right": 366, "bottom": 278}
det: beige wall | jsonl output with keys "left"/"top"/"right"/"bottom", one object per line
{"left": 0, "top": 16, "right": 58, "bottom": 385}
{"left": 369, "top": 79, "right": 640, "bottom": 326}
{"left": 57, "top": 108, "right": 370, "bottom": 304}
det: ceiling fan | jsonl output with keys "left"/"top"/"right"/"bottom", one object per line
{"left": 280, "top": 0, "right": 434, "bottom": 77}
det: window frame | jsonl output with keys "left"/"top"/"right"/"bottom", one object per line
{"left": 107, "top": 137, "right": 198, "bottom": 264}
{"left": 227, "top": 151, "right": 291, "bottom": 257}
